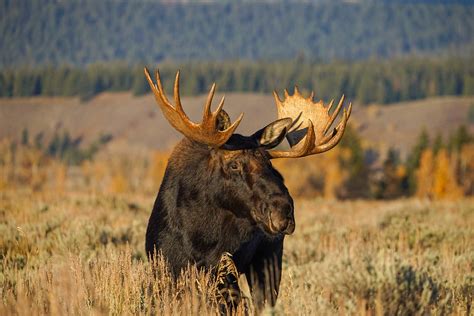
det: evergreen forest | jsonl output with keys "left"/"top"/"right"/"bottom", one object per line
{"left": 2, "top": 57, "right": 473, "bottom": 104}
{"left": 1, "top": 0, "right": 474, "bottom": 66}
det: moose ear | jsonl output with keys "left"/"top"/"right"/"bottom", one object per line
{"left": 221, "top": 118, "right": 293, "bottom": 150}
{"left": 252, "top": 118, "right": 293, "bottom": 149}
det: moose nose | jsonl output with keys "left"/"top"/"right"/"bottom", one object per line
{"left": 270, "top": 204, "right": 295, "bottom": 235}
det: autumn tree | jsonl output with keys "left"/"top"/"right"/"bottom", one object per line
{"left": 432, "top": 149, "right": 463, "bottom": 199}
{"left": 416, "top": 149, "right": 434, "bottom": 199}
{"left": 109, "top": 174, "right": 127, "bottom": 194}
{"left": 323, "top": 148, "right": 347, "bottom": 199}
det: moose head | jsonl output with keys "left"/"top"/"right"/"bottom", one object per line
{"left": 144, "top": 68, "right": 351, "bottom": 311}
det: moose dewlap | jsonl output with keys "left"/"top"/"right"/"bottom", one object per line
{"left": 143, "top": 68, "right": 351, "bottom": 311}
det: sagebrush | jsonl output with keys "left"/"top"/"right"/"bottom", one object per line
{"left": 1, "top": 191, "right": 472, "bottom": 315}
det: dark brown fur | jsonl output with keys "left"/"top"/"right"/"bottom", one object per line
{"left": 146, "top": 137, "right": 295, "bottom": 310}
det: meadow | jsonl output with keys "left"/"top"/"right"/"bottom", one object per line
{"left": 1, "top": 186, "right": 472, "bottom": 315}
{"left": 2, "top": 0, "right": 474, "bottom": 314}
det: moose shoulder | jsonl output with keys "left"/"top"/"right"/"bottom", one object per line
{"left": 144, "top": 68, "right": 351, "bottom": 310}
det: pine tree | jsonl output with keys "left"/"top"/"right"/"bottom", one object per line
{"left": 459, "top": 144, "right": 474, "bottom": 195}
{"left": 448, "top": 125, "right": 472, "bottom": 153}
{"left": 338, "top": 125, "right": 370, "bottom": 199}
{"left": 406, "top": 128, "right": 430, "bottom": 194}
{"left": 379, "top": 148, "right": 405, "bottom": 199}
{"left": 47, "top": 133, "right": 61, "bottom": 157}
{"left": 21, "top": 128, "right": 29, "bottom": 146}
{"left": 432, "top": 133, "right": 444, "bottom": 155}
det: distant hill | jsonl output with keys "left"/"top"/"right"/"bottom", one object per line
{"left": 1, "top": 93, "right": 472, "bottom": 157}
{"left": 1, "top": 0, "right": 474, "bottom": 66}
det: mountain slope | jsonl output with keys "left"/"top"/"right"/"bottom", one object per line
{"left": 1, "top": 93, "right": 472, "bottom": 157}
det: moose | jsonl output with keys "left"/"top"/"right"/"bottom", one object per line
{"left": 144, "top": 68, "right": 351, "bottom": 311}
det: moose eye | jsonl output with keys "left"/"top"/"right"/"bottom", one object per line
{"left": 229, "top": 162, "right": 239, "bottom": 171}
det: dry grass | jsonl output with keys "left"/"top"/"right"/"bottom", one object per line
{"left": 1, "top": 190, "right": 473, "bottom": 315}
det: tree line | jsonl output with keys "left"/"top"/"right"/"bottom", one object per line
{"left": 1, "top": 57, "right": 473, "bottom": 104}
{"left": 2, "top": 123, "right": 472, "bottom": 198}
{"left": 275, "top": 124, "right": 473, "bottom": 199}
{"left": 2, "top": 0, "right": 474, "bottom": 66}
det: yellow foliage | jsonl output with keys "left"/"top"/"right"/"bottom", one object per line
{"left": 80, "top": 160, "right": 93, "bottom": 186}
{"left": 416, "top": 149, "right": 434, "bottom": 199}
{"left": 109, "top": 172, "right": 129, "bottom": 194}
{"left": 274, "top": 146, "right": 349, "bottom": 198}
{"left": 323, "top": 149, "right": 346, "bottom": 199}
{"left": 81, "top": 159, "right": 109, "bottom": 192}
{"left": 396, "top": 165, "right": 406, "bottom": 179}
{"left": 54, "top": 163, "right": 67, "bottom": 192}
{"left": 149, "top": 151, "right": 169, "bottom": 188}
{"left": 432, "top": 149, "right": 463, "bottom": 200}
{"left": 417, "top": 148, "right": 464, "bottom": 200}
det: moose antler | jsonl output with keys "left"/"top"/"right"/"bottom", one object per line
{"left": 144, "top": 68, "right": 243, "bottom": 147}
{"left": 269, "top": 87, "right": 352, "bottom": 159}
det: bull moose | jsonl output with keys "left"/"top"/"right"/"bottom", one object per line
{"left": 144, "top": 68, "right": 351, "bottom": 312}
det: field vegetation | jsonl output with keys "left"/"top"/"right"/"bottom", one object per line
{"left": 0, "top": 124, "right": 473, "bottom": 314}
{"left": 0, "top": 189, "right": 472, "bottom": 314}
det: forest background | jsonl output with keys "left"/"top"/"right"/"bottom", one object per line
{"left": 1, "top": 0, "right": 473, "bottom": 199}
{"left": 1, "top": 0, "right": 473, "bottom": 314}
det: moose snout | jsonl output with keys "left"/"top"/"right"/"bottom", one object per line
{"left": 270, "top": 203, "right": 295, "bottom": 235}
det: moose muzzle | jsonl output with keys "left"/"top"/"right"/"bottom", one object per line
{"left": 269, "top": 203, "right": 295, "bottom": 235}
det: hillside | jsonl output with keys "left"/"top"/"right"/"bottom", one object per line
{"left": 1, "top": 93, "right": 472, "bottom": 157}
{"left": 1, "top": 1, "right": 474, "bottom": 66}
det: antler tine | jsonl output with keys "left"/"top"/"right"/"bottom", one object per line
{"left": 319, "top": 96, "right": 347, "bottom": 143}
{"left": 155, "top": 69, "right": 171, "bottom": 106}
{"left": 145, "top": 68, "right": 165, "bottom": 106}
{"left": 145, "top": 68, "right": 243, "bottom": 147}
{"left": 294, "top": 86, "right": 300, "bottom": 95}
{"left": 202, "top": 83, "right": 216, "bottom": 124}
{"left": 316, "top": 104, "right": 351, "bottom": 152}
{"left": 214, "top": 96, "right": 225, "bottom": 117}
{"left": 222, "top": 112, "right": 244, "bottom": 135}
{"left": 323, "top": 95, "right": 345, "bottom": 134}
{"left": 173, "top": 70, "right": 189, "bottom": 121}
{"left": 146, "top": 68, "right": 181, "bottom": 123}
{"left": 273, "top": 90, "right": 282, "bottom": 104}
{"left": 268, "top": 88, "right": 352, "bottom": 159}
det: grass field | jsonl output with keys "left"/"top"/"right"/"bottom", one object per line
{"left": 1, "top": 189, "right": 472, "bottom": 315}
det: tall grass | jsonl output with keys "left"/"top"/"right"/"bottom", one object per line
{"left": 1, "top": 190, "right": 473, "bottom": 315}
